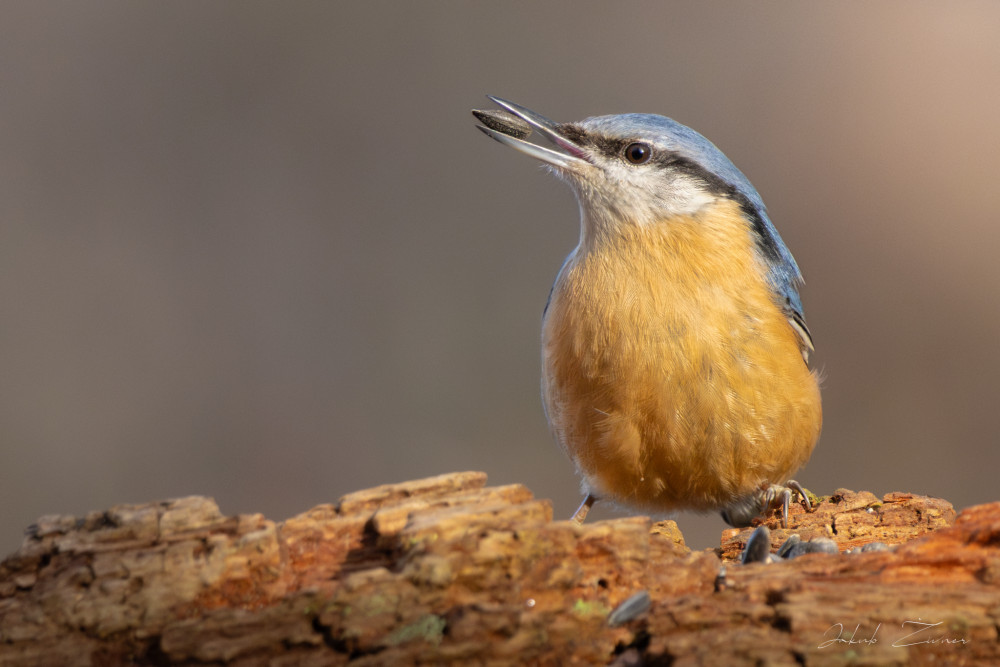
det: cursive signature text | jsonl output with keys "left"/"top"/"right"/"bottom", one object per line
{"left": 818, "top": 620, "right": 969, "bottom": 649}
{"left": 893, "top": 620, "right": 969, "bottom": 648}
{"left": 818, "top": 623, "right": 881, "bottom": 648}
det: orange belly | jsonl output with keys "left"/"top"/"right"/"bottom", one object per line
{"left": 541, "top": 202, "right": 822, "bottom": 512}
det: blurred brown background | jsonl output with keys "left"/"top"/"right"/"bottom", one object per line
{"left": 2, "top": 2, "right": 998, "bottom": 555}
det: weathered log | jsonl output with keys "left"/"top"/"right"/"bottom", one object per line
{"left": 0, "top": 471, "right": 996, "bottom": 665}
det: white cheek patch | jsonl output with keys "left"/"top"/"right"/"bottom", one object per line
{"left": 654, "top": 172, "right": 715, "bottom": 218}
{"left": 558, "top": 157, "right": 724, "bottom": 241}
{"left": 602, "top": 166, "right": 717, "bottom": 225}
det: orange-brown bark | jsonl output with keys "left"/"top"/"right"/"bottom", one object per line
{"left": 0, "top": 472, "right": 995, "bottom": 666}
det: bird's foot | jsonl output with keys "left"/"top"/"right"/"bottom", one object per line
{"left": 721, "top": 480, "right": 812, "bottom": 528}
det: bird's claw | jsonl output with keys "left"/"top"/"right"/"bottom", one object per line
{"left": 721, "top": 480, "right": 812, "bottom": 528}
{"left": 766, "top": 479, "right": 812, "bottom": 528}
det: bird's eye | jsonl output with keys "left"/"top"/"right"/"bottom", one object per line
{"left": 624, "top": 142, "right": 652, "bottom": 165}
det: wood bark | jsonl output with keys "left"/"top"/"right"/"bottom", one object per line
{"left": 1, "top": 471, "right": 996, "bottom": 666}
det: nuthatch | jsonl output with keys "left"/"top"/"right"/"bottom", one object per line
{"left": 473, "top": 96, "right": 822, "bottom": 528}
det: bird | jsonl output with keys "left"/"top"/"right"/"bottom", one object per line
{"left": 472, "top": 96, "right": 822, "bottom": 528}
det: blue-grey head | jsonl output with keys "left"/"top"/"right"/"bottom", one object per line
{"left": 473, "top": 95, "right": 813, "bottom": 356}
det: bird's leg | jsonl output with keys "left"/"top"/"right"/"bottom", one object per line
{"left": 570, "top": 494, "right": 597, "bottom": 524}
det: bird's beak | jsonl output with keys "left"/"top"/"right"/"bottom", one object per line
{"left": 472, "top": 96, "right": 590, "bottom": 170}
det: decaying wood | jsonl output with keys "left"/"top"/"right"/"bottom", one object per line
{"left": 0, "top": 471, "right": 997, "bottom": 665}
